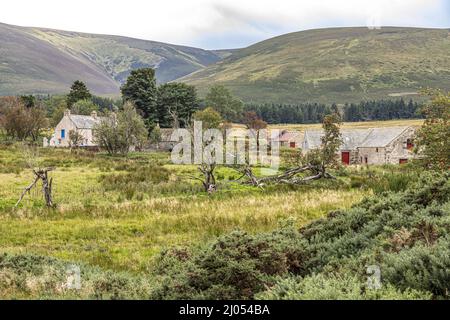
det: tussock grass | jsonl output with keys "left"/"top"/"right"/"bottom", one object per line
{"left": 0, "top": 144, "right": 369, "bottom": 272}
{"left": 0, "top": 188, "right": 367, "bottom": 272}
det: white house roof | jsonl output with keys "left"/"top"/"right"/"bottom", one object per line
{"left": 69, "top": 115, "right": 105, "bottom": 129}
{"left": 303, "top": 126, "right": 411, "bottom": 150}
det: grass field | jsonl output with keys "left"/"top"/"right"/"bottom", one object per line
{"left": 0, "top": 144, "right": 371, "bottom": 273}
{"left": 269, "top": 119, "right": 423, "bottom": 130}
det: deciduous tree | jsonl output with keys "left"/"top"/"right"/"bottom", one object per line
{"left": 0, "top": 97, "right": 48, "bottom": 141}
{"left": 243, "top": 111, "right": 268, "bottom": 148}
{"left": 192, "top": 107, "right": 223, "bottom": 130}
{"left": 205, "top": 85, "right": 243, "bottom": 122}
{"left": 94, "top": 102, "right": 147, "bottom": 155}
{"left": 71, "top": 99, "right": 99, "bottom": 115}
{"left": 68, "top": 130, "right": 84, "bottom": 149}
{"left": 415, "top": 89, "right": 450, "bottom": 170}
{"left": 157, "top": 82, "right": 198, "bottom": 128}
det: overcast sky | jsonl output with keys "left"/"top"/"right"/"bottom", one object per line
{"left": 1, "top": 0, "right": 449, "bottom": 49}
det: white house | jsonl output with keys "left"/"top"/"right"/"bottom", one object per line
{"left": 44, "top": 110, "right": 105, "bottom": 148}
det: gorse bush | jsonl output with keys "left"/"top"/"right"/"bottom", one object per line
{"left": 151, "top": 220, "right": 307, "bottom": 300}
{"left": 151, "top": 173, "right": 449, "bottom": 300}
{"left": 0, "top": 253, "right": 152, "bottom": 299}
{"left": 255, "top": 274, "right": 432, "bottom": 300}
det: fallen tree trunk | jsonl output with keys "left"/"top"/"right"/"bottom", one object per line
{"left": 237, "top": 164, "right": 334, "bottom": 187}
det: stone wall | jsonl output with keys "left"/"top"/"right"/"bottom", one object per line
{"left": 385, "top": 127, "right": 416, "bottom": 164}
{"left": 357, "top": 147, "right": 387, "bottom": 165}
{"left": 357, "top": 127, "right": 416, "bottom": 165}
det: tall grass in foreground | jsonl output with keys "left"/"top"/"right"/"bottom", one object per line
{"left": 0, "top": 188, "right": 367, "bottom": 272}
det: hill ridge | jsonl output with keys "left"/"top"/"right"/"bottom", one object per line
{"left": 0, "top": 22, "right": 225, "bottom": 96}
{"left": 181, "top": 26, "right": 450, "bottom": 104}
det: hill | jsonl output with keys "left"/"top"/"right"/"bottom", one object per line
{"left": 181, "top": 27, "right": 450, "bottom": 104}
{"left": 0, "top": 22, "right": 225, "bottom": 96}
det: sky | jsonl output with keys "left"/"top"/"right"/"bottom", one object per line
{"left": 1, "top": 0, "right": 449, "bottom": 49}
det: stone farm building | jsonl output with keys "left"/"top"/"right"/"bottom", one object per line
{"left": 302, "top": 126, "right": 416, "bottom": 165}
{"left": 157, "top": 128, "right": 177, "bottom": 150}
{"left": 271, "top": 130, "right": 303, "bottom": 148}
{"left": 44, "top": 110, "right": 105, "bottom": 148}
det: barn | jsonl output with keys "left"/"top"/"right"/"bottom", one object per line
{"left": 271, "top": 130, "right": 302, "bottom": 148}
{"left": 302, "top": 126, "right": 416, "bottom": 165}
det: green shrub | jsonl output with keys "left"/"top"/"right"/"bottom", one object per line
{"left": 381, "top": 237, "right": 450, "bottom": 297}
{"left": 151, "top": 172, "right": 449, "bottom": 299}
{"left": 256, "top": 274, "right": 432, "bottom": 300}
{"left": 151, "top": 221, "right": 308, "bottom": 300}
{"left": 0, "top": 253, "right": 153, "bottom": 299}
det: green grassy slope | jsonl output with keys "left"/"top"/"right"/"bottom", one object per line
{"left": 0, "top": 22, "right": 223, "bottom": 96}
{"left": 181, "top": 27, "right": 450, "bottom": 104}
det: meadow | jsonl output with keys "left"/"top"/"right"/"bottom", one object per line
{"left": 1, "top": 132, "right": 443, "bottom": 300}
{"left": 0, "top": 144, "right": 370, "bottom": 273}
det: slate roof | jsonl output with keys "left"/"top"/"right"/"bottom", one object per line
{"left": 69, "top": 115, "right": 106, "bottom": 129}
{"left": 359, "top": 127, "right": 409, "bottom": 148}
{"left": 303, "top": 126, "right": 410, "bottom": 150}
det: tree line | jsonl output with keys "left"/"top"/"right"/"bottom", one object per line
{"left": 244, "top": 99, "right": 422, "bottom": 124}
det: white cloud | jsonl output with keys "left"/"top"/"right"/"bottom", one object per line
{"left": 0, "top": 0, "right": 448, "bottom": 48}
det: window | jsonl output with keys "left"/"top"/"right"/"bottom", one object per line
{"left": 61, "top": 129, "right": 65, "bottom": 139}
{"left": 406, "top": 139, "right": 414, "bottom": 150}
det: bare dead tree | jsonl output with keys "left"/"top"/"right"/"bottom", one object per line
{"left": 15, "top": 143, "right": 56, "bottom": 208}
{"left": 168, "top": 106, "right": 180, "bottom": 129}
{"left": 15, "top": 167, "right": 55, "bottom": 208}
{"left": 187, "top": 163, "right": 217, "bottom": 194}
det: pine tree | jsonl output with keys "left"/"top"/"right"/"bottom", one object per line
{"left": 67, "top": 81, "right": 92, "bottom": 108}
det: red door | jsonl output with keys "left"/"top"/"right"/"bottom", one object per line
{"left": 399, "top": 159, "right": 408, "bottom": 165}
{"left": 289, "top": 142, "right": 296, "bottom": 148}
{"left": 341, "top": 152, "right": 350, "bottom": 165}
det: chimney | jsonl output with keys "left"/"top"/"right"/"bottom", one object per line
{"left": 91, "top": 111, "right": 97, "bottom": 119}
{"left": 64, "top": 109, "right": 71, "bottom": 116}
